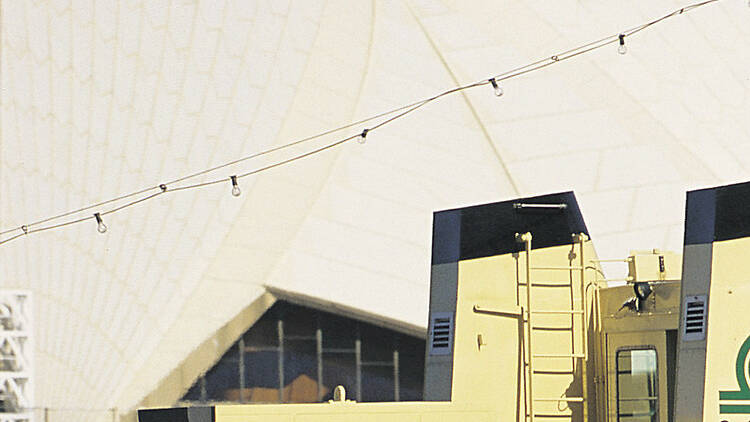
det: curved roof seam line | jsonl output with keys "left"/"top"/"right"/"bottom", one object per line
{"left": 117, "top": 0, "right": 358, "bottom": 412}
{"left": 405, "top": 1, "right": 520, "bottom": 196}
{"left": 294, "top": 0, "right": 377, "bottom": 200}
{"left": 288, "top": 0, "right": 377, "bottom": 208}
{"left": 131, "top": 0, "right": 258, "bottom": 309}
{"left": 125, "top": 0, "right": 301, "bottom": 389}
{"left": 263, "top": 0, "right": 378, "bottom": 286}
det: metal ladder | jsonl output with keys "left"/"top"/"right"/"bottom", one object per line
{"left": 516, "top": 232, "right": 589, "bottom": 422}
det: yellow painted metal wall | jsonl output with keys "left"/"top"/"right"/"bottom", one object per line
{"left": 214, "top": 402, "right": 497, "bottom": 422}
{"left": 704, "top": 237, "right": 750, "bottom": 421}
{"left": 193, "top": 239, "right": 595, "bottom": 422}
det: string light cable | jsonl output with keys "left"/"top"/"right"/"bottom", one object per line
{"left": 0, "top": 101, "right": 425, "bottom": 237}
{"left": 0, "top": 0, "right": 728, "bottom": 246}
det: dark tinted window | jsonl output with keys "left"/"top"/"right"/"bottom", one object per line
{"left": 182, "top": 301, "right": 425, "bottom": 403}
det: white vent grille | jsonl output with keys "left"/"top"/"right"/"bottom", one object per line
{"left": 682, "top": 295, "right": 707, "bottom": 341}
{"left": 429, "top": 312, "right": 454, "bottom": 355}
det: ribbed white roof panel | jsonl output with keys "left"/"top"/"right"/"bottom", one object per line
{"left": 1, "top": 0, "right": 749, "bottom": 417}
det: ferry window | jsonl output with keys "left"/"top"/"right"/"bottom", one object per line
{"left": 617, "top": 348, "right": 658, "bottom": 422}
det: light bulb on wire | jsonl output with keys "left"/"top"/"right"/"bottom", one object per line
{"left": 618, "top": 34, "right": 627, "bottom": 55}
{"left": 94, "top": 212, "right": 107, "bottom": 234}
{"left": 0, "top": 1, "right": 724, "bottom": 250}
{"left": 489, "top": 78, "right": 504, "bottom": 97}
{"left": 230, "top": 175, "right": 241, "bottom": 197}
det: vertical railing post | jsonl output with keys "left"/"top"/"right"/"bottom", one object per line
{"left": 576, "top": 233, "right": 590, "bottom": 422}
{"left": 239, "top": 337, "right": 246, "bottom": 402}
{"left": 277, "top": 319, "right": 285, "bottom": 403}
{"left": 355, "top": 325, "right": 362, "bottom": 402}
{"left": 516, "top": 232, "right": 533, "bottom": 422}
{"left": 393, "top": 347, "right": 400, "bottom": 401}
{"left": 316, "top": 323, "right": 323, "bottom": 401}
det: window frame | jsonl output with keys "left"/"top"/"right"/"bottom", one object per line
{"left": 180, "top": 300, "right": 425, "bottom": 404}
{"left": 615, "top": 345, "right": 659, "bottom": 422}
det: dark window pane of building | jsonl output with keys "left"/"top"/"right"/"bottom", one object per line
{"left": 243, "top": 313, "right": 278, "bottom": 348}
{"left": 204, "top": 355, "right": 240, "bottom": 401}
{"left": 321, "top": 313, "right": 356, "bottom": 349}
{"left": 283, "top": 338, "right": 318, "bottom": 402}
{"left": 397, "top": 335, "right": 425, "bottom": 401}
{"left": 277, "top": 303, "right": 317, "bottom": 337}
{"left": 322, "top": 352, "right": 357, "bottom": 401}
{"left": 240, "top": 351, "right": 279, "bottom": 403}
{"left": 361, "top": 324, "right": 394, "bottom": 362}
{"left": 179, "top": 300, "right": 425, "bottom": 405}
{"left": 362, "top": 365, "right": 395, "bottom": 401}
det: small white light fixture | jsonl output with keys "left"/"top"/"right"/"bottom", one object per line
{"left": 358, "top": 128, "right": 369, "bottom": 144}
{"left": 489, "top": 78, "right": 504, "bottom": 97}
{"left": 618, "top": 34, "right": 627, "bottom": 55}
{"left": 94, "top": 212, "right": 107, "bottom": 234}
{"left": 230, "top": 175, "right": 241, "bottom": 197}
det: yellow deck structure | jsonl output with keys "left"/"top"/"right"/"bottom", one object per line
{"left": 139, "top": 182, "right": 750, "bottom": 422}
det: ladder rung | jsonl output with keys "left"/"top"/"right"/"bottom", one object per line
{"left": 530, "top": 310, "right": 583, "bottom": 315}
{"left": 533, "top": 370, "right": 575, "bottom": 375}
{"left": 523, "top": 282, "right": 574, "bottom": 287}
{"left": 530, "top": 266, "right": 584, "bottom": 270}
{"left": 531, "top": 326, "right": 574, "bottom": 331}
{"left": 532, "top": 353, "right": 585, "bottom": 358}
{"left": 534, "top": 397, "right": 585, "bottom": 402}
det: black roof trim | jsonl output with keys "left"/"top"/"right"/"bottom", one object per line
{"left": 138, "top": 407, "right": 214, "bottom": 422}
{"left": 685, "top": 180, "right": 750, "bottom": 245}
{"left": 432, "top": 191, "right": 589, "bottom": 264}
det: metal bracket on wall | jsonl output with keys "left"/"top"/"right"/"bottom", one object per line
{"left": 473, "top": 303, "right": 522, "bottom": 317}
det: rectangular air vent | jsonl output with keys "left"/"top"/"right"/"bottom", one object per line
{"left": 429, "top": 312, "right": 454, "bottom": 356}
{"left": 682, "top": 295, "right": 707, "bottom": 341}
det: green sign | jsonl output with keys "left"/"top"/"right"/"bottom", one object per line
{"left": 720, "top": 336, "right": 750, "bottom": 414}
